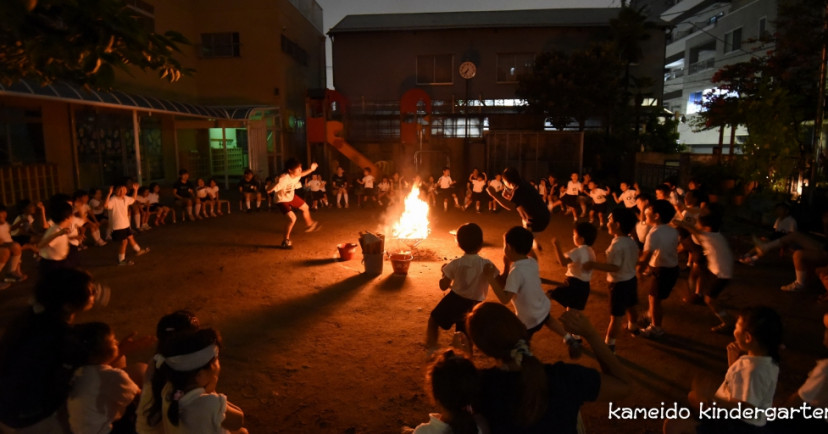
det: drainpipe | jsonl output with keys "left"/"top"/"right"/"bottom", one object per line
{"left": 132, "top": 110, "right": 143, "bottom": 185}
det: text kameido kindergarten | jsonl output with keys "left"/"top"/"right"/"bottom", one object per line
{"left": 608, "top": 402, "right": 828, "bottom": 421}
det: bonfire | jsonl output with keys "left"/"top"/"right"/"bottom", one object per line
{"left": 391, "top": 185, "right": 430, "bottom": 254}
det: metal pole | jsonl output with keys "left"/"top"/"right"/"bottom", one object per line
{"left": 132, "top": 110, "right": 143, "bottom": 185}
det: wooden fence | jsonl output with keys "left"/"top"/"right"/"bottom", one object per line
{"left": 0, "top": 164, "right": 59, "bottom": 206}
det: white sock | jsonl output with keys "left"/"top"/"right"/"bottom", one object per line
{"left": 118, "top": 253, "right": 125, "bottom": 261}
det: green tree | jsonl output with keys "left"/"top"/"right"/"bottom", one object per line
{"left": 0, "top": 0, "right": 191, "bottom": 89}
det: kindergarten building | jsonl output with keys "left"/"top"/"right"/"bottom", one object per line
{"left": 0, "top": 0, "right": 325, "bottom": 204}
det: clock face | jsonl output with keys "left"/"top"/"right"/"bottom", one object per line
{"left": 459, "top": 61, "right": 476, "bottom": 79}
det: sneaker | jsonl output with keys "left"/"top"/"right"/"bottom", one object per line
{"left": 95, "top": 239, "right": 107, "bottom": 247}
{"left": 4, "top": 273, "right": 27, "bottom": 283}
{"left": 117, "top": 259, "right": 134, "bottom": 266}
{"left": 780, "top": 281, "right": 803, "bottom": 292}
{"left": 135, "top": 248, "right": 150, "bottom": 257}
{"left": 305, "top": 221, "right": 321, "bottom": 233}
{"left": 141, "top": 224, "right": 151, "bottom": 231}
{"left": 636, "top": 316, "right": 652, "bottom": 329}
{"left": 711, "top": 323, "right": 735, "bottom": 334}
{"left": 639, "top": 325, "right": 665, "bottom": 339}
{"left": 738, "top": 254, "right": 759, "bottom": 266}
{"left": 280, "top": 239, "right": 293, "bottom": 249}
{"left": 566, "top": 337, "right": 583, "bottom": 359}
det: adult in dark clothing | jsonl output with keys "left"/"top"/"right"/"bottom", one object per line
{"left": 0, "top": 268, "right": 97, "bottom": 432}
{"left": 465, "top": 302, "right": 632, "bottom": 434}
{"left": 487, "top": 167, "right": 550, "bottom": 255}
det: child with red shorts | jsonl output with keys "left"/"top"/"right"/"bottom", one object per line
{"left": 268, "top": 158, "right": 321, "bottom": 249}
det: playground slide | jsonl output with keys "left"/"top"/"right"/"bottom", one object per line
{"left": 325, "top": 120, "right": 379, "bottom": 177}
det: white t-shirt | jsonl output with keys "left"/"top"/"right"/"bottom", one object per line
{"left": 680, "top": 207, "right": 701, "bottom": 226}
{"left": 162, "top": 385, "right": 230, "bottom": 434}
{"left": 147, "top": 192, "right": 160, "bottom": 205}
{"left": 798, "top": 359, "right": 828, "bottom": 407}
{"left": 472, "top": 179, "right": 486, "bottom": 193}
{"left": 488, "top": 179, "right": 503, "bottom": 192}
{"left": 135, "top": 195, "right": 150, "bottom": 205}
{"left": 619, "top": 189, "right": 637, "bottom": 208}
{"left": 105, "top": 196, "right": 135, "bottom": 231}
{"left": 0, "top": 222, "right": 11, "bottom": 243}
{"left": 10, "top": 214, "right": 34, "bottom": 237}
{"left": 589, "top": 187, "right": 608, "bottom": 205}
{"left": 69, "top": 216, "right": 84, "bottom": 247}
{"left": 606, "top": 236, "right": 639, "bottom": 282}
{"left": 635, "top": 221, "right": 651, "bottom": 245}
{"left": 362, "top": 175, "right": 375, "bottom": 189}
{"left": 438, "top": 175, "right": 453, "bottom": 189}
{"left": 413, "top": 413, "right": 484, "bottom": 434}
{"left": 442, "top": 254, "right": 493, "bottom": 301}
{"left": 89, "top": 198, "right": 105, "bottom": 215}
{"left": 564, "top": 245, "right": 595, "bottom": 282}
{"left": 692, "top": 231, "right": 734, "bottom": 279}
{"left": 196, "top": 187, "right": 209, "bottom": 199}
{"left": 565, "top": 181, "right": 582, "bottom": 196}
{"left": 643, "top": 224, "right": 679, "bottom": 268}
{"left": 272, "top": 173, "right": 301, "bottom": 203}
{"left": 377, "top": 180, "right": 390, "bottom": 192}
{"left": 773, "top": 216, "right": 797, "bottom": 234}
{"left": 74, "top": 203, "right": 91, "bottom": 220}
{"left": 714, "top": 355, "right": 778, "bottom": 427}
{"left": 208, "top": 186, "right": 220, "bottom": 199}
{"left": 67, "top": 364, "right": 141, "bottom": 434}
{"left": 504, "top": 258, "right": 550, "bottom": 330}
{"left": 308, "top": 179, "right": 322, "bottom": 192}
{"left": 39, "top": 222, "right": 69, "bottom": 260}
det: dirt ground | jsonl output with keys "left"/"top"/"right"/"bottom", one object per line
{"left": 1, "top": 203, "right": 826, "bottom": 434}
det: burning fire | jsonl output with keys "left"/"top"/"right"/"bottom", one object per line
{"left": 392, "top": 186, "right": 430, "bottom": 241}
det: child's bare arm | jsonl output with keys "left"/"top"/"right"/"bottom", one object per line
{"left": 438, "top": 264, "right": 452, "bottom": 290}
{"left": 583, "top": 261, "right": 619, "bottom": 273}
{"left": 484, "top": 263, "right": 513, "bottom": 304}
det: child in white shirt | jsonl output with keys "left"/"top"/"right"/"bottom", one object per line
{"left": 104, "top": 184, "right": 150, "bottom": 266}
{"left": 587, "top": 181, "right": 609, "bottom": 227}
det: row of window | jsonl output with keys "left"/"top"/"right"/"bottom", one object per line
{"left": 198, "top": 32, "right": 308, "bottom": 65}
{"left": 415, "top": 53, "right": 534, "bottom": 85}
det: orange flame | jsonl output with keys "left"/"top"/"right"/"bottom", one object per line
{"left": 392, "top": 186, "right": 430, "bottom": 240}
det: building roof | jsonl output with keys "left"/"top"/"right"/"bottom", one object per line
{"left": 329, "top": 8, "right": 630, "bottom": 34}
{"left": 0, "top": 80, "right": 275, "bottom": 120}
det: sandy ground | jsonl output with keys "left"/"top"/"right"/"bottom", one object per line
{"left": 1, "top": 202, "right": 826, "bottom": 434}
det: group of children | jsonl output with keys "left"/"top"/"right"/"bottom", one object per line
{"left": 0, "top": 268, "right": 247, "bottom": 434}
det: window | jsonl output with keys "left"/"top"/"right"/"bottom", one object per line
{"left": 0, "top": 107, "right": 45, "bottom": 165}
{"left": 281, "top": 35, "right": 308, "bottom": 66}
{"left": 758, "top": 17, "right": 769, "bottom": 39}
{"left": 497, "top": 53, "right": 534, "bottom": 82}
{"left": 416, "top": 55, "right": 453, "bottom": 85}
{"left": 201, "top": 32, "right": 241, "bottom": 58}
{"left": 686, "top": 91, "right": 703, "bottom": 115}
{"left": 724, "top": 28, "right": 742, "bottom": 53}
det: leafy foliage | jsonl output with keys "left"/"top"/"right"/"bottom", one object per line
{"left": 0, "top": 0, "right": 192, "bottom": 89}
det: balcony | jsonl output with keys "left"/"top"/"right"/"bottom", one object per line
{"left": 688, "top": 58, "right": 716, "bottom": 75}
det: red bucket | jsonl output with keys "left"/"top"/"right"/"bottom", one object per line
{"left": 389, "top": 253, "right": 413, "bottom": 275}
{"left": 337, "top": 243, "right": 358, "bottom": 261}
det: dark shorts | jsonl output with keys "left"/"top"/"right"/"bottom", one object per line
{"left": 527, "top": 313, "right": 551, "bottom": 339}
{"left": 430, "top": 291, "right": 479, "bottom": 332}
{"left": 563, "top": 194, "right": 579, "bottom": 208}
{"left": 11, "top": 235, "right": 29, "bottom": 245}
{"left": 471, "top": 191, "right": 488, "bottom": 202}
{"left": 592, "top": 202, "right": 607, "bottom": 214}
{"left": 700, "top": 268, "right": 730, "bottom": 298}
{"left": 548, "top": 276, "right": 590, "bottom": 310}
{"left": 526, "top": 214, "right": 550, "bottom": 233}
{"left": 649, "top": 266, "right": 679, "bottom": 300}
{"left": 112, "top": 228, "right": 132, "bottom": 242}
{"left": 362, "top": 187, "right": 375, "bottom": 196}
{"left": 609, "top": 277, "right": 638, "bottom": 317}
{"left": 94, "top": 213, "right": 107, "bottom": 221}
{"left": 277, "top": 196, "right": 306, "bottom": 214}
{"left": 437, "top": 188, "right": 454, "bottom": 201}
{"left": 149, "top": 204, "right": 160, "bottom": 212}
{"left": 311, "top": 191, "right": 325, "bottom": 200}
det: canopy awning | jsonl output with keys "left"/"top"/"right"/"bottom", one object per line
{"left": 0, "top": 80, "right": 276, "bottom": 120}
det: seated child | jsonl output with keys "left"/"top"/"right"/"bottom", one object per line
{"left": 664, "top": 306, "right": 782, "bottom": 434}
{"left": 426, "top": 223, "right": 493, "bottom": 352}
{"left": 407, "top": 349, "right": 484, "bottom": 434}
{"left": 195, "top": 178, "right": 216, "bottom": 218}
{"left": 152, "top": 328, "right": 248, "bottom": 434}
{"left": 0, "top": 205, "right": 27, "bottom": 283}
{"left": 147, "top": 183, "right": 171, "bottom": 225}
{"left": 10, "top": 200, "right": 47, "bottom": 252}
{"left": 66, "top": 322, "right": 142, "bottom": 434}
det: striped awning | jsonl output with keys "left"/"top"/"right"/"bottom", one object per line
{"left": 0, "top": 80, "right": 276, "bottom": 120}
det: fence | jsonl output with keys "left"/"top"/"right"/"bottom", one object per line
{"left": 0, "top": 163, "right": 59, "bottom": 205}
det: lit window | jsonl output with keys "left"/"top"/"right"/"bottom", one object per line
{"left": 417, "top": 55, "right": 453, "bottom": 85}
{"left": 201, "top": 32, "right": 241, "bottom": 58}
{"left": 497, "top": 53, "right": 534, "bottom": 82}
{"left": 686, "top": 91, "right": 703, "bottom": 115}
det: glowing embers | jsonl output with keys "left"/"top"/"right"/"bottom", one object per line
{"left": 391, "top": 186, "right": 430, "bottom": 248}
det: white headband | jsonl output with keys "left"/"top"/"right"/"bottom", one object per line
{"left": 154, "top": 344, "right": 218, "bottom": 371}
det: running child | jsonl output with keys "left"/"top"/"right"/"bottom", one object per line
{"left": 356, "top": 167, "right": 376, "bottom": 208}
{"left": 467, "top": 174, "right": 487, "bottom": 213}
{"left": 267, "top": 158, "right": 321, "bottom": 249}
{"left": 583, "top": 208, "right": 641, "bottom": 353}
{"left": 675, "top": 208, "right": 736, "bottom": 333}
{"left": 612, "top": 181, "right": 638, "bottom": 210}
{"left": 637, "top": 200, "right": 679, "bottom": 338}
{"left": 563, "top": 172, "right": 582, "bottom": 222}
{"left": 484, "top": 227, "right": 575, "bottom": 353}
{"left": 426, "top": 223, "right": 493, "bottom": 352}
{"left": 436, "top": 167, "right": 459, "bottom": 212}
{"left": 105, "top": 184, "right": 150, "bottom": 266}
{"left": 587, "top": 181, "right": 609, "bottom": 227}
{"left": 376, "top": 175, "right": 391, "bottom": 207}
{"left": 487, "top": 173, "right": 504, "bottom": 212}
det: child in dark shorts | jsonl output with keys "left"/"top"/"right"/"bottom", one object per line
{"left": 584, "top": 208, "right": 641, "bottom": 353}
{"left": 637, "top": 200, "right": 679, "bottom": 339}
{"left": 548, "top": 222, "right": 598, "bottom": 311}
{"left": 426, "top": 223, "right": 493, "bottom": 352}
